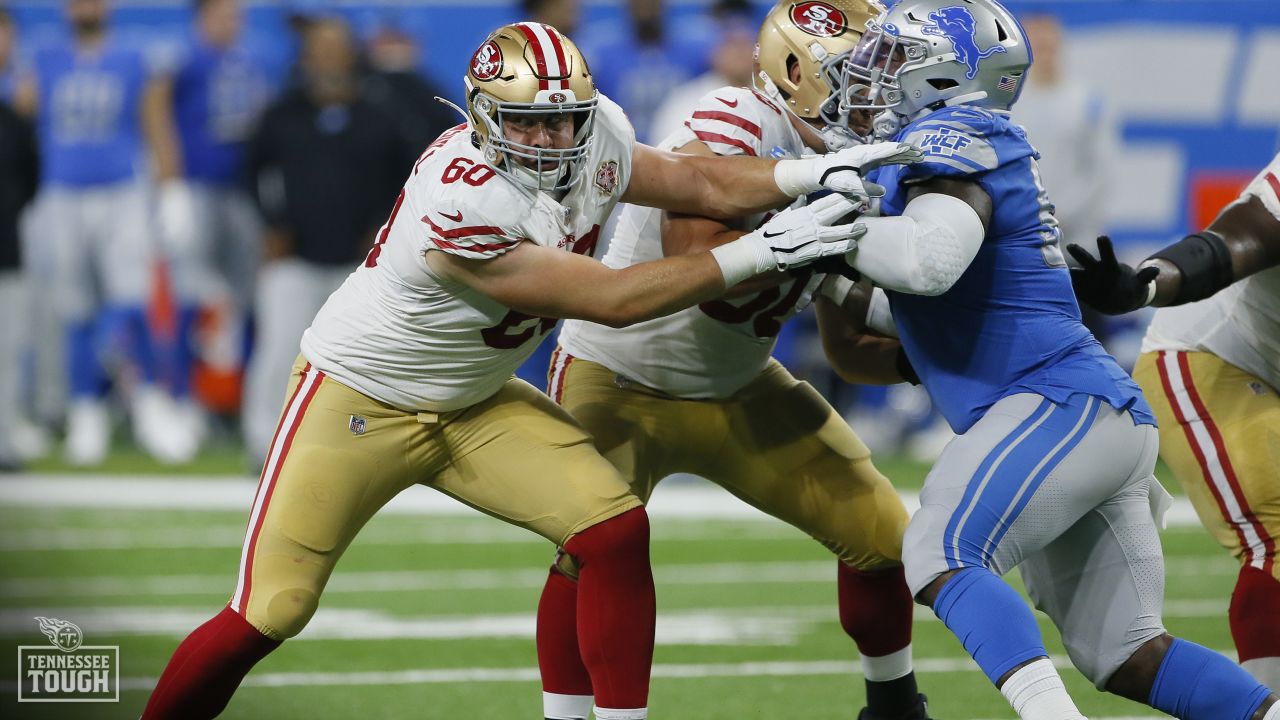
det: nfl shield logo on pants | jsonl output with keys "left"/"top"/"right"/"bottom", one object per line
{"left": 349, "top": 415, "right": 366, "bottom": 436}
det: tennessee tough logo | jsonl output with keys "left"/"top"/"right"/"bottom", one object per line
{"left": 470, "top": 41, "right": 503, "bottom": 81}
{"left": 790, "top": 1, "right": 847, "bottom": 38}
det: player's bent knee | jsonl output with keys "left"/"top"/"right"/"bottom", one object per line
{"left": 1078, "top": 622, "right": 1168, "bottom": 690}
{"left": 563, "top": 506, "right": 649, "bottom": 566}
{"left": 253, "top": 587, "right": 321, "bottom": 640}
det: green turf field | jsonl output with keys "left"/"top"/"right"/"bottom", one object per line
{"left": 0, "top": 459, "right": 1236, "bottom": 719}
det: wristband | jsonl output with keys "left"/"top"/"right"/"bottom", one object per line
{"left": 820, "top": 274, "right": 855, "bottom": 306}
{"left": 773, "top": 159, "right": 813, "bottom": 198}
{"left": 864, "top": 287, "right": 897, "bottom": 337}
{"left": 711, "top": 237, "right": 773, "bottom": 287}
{"left": 1147, "top": 231, "right": 1233, "bottom": 305}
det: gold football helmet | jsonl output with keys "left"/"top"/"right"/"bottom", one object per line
{"left": 464, "top": 22, "right": 598, "bottom": 193}
{"left": 755, "top": 0, "right": 883, "bottom": 148}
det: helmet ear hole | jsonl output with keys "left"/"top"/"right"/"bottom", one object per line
{"left": 995, "top": 20, "right": 1009, "bottom": 42}
{"left": 927, "top": 78, "right": 958, "bottom": 90}
{"left": 786, "top": 53, "right": 802, "bottom": 87}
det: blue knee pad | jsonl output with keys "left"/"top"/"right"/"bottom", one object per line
{"left": 1148, "top": 638, "right": 1271, "bottom": 720}
{"left": 933, "top": 567, "right": 1047, "bottom": 684}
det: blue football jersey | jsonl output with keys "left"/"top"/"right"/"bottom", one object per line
{"left": 173, "top": 40, "right": 273, "bottom": 185}
{"left": 34, "top": 40, "right": 150, "bottom": 187}
{"left": 869, "top": 106, "right": 1153, "bottom": 434}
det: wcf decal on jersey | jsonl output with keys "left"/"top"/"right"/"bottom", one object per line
{"left": 790, "top": 1, "right": 847, "bottom": 38}
{"left": 594, "top": 160, "right": 619, "bottom": 195}
{"left": 470, "top": 41, "right": 503, "bottom": 81}
{"left": 18, "top": 617, "right": 119, "bottom": 703}
{"left": 918, "top": 126, "right": 973, "bottom": 156}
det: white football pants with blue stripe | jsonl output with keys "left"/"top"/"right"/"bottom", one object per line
{"left": 903, "top": 391, "right": 1169, "bottom": 687}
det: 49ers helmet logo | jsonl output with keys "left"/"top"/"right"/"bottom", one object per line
{"left": 470, "top": 41, "right": 503, "bottom": 81}
{"left": 790, "top": 1, "right": 847, "bottom": 37}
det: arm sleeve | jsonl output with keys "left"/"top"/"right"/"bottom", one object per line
{"left": 846, "top": 193, "right": 986, "bottom": 296}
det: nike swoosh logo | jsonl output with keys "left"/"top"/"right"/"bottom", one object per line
{"left": 715, "top": 96, "right": 739, "bottom": 108}
{"left": 438, "top": 210, "right": 463, "bottom": 222}
{"left": 762, "top": 230, "right": 786, "bottom": 239}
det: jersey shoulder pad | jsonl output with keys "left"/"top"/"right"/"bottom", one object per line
{"left": 1242, "top": 152, "right": 1280, "bottom": 222}
{"left": 899, "top": 106, "right": 1033, "bottom": 180}
{"left": 680, "top": 86, "right": 774, "bottom": 158}
{"left": 594, "top": 93, "right": 638, "bottom": 149}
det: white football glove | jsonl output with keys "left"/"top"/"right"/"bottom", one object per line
{"left": 711, "top": 194, "right": 867, "bottom": 286}
{"left": 773, "top": 142, "right": 924, "bottom": 201}
{"left": 157, "top": 180, "right": 199, "bottom": 258}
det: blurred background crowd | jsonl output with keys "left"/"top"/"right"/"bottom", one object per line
{"left": 0, "top": 0, "right": 1277, "bottom": 472}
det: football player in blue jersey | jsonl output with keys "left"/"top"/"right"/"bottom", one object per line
{"left": 151, "top": 0, "right": 275, "bottom": 449}
{"left": 29, "top": 0, "right": 193, "bottom": 464}
{"left": 822, "top": 1, "right": 1280, "bottom": 718}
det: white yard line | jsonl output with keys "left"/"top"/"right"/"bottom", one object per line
{"left": 0, "top": 556, "right": 1235, "bottom": 600}
{"left": 0, "top": 598, "right": 1229, "bottom": 646}
{"left": 0, "top": 474, "right": 1205, "bottom": 525}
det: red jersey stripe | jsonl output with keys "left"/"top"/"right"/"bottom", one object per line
{"left": 690, "top": 129, "right": 758, "bottom": 156}
{"left": 691, "top": 110, "right": 763, "bottom": 139}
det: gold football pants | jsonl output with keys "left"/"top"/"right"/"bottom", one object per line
{"left": 549, "top": 350, "right": 908, "bottom": 571}
{"left": 1134, "top": 350, "right": 1280, "bottom": 579}
{"left": 231, "top": 357, "right": 641, "bottom": 640}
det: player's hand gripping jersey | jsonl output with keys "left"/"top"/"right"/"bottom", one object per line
{"left": 1141, "top": 154, "right": 1280, "bottom": 392}
{"left": 869, "top": 106, "right": 1153, "bottom": 433}
{"left": 558, "top": 86, "right": 816, "bottom": 399}
{"left": 301, "top": 96, "right": 635, "bottom": 411}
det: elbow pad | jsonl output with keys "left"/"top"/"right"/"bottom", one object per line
{"left": 847, "top": 193, "right": 984, "bottom": 296}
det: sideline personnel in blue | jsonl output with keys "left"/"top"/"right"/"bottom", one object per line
{"left": 28, "top": 0, "right": 193, "bottom": 465}
{"left": 151, "top": 0, "right": 276, "bottom": 449}
{"left": 825, "top": 1, "right": 1280, "bottom": 718}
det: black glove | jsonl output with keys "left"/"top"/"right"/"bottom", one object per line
{"left": 1066, "top": 235, "right": 1159, "bottom": 315}
{"left": 793, "top": 254, "right": 861, "bottom": 281}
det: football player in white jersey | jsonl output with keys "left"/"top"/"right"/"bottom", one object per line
{"left": 1070, "top": 153, "right": 1280, "bottom": 689}
{"left": 540, "top": 4, "right": 933, "bottom": 719}
{"left": 141, "top": 21, "right": 921, "bottom": 720}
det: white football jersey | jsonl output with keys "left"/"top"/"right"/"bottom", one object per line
{"left": 558, "top": 86, "right": 814, "bottom": 399}
{"left": 1142, "top": 152, "right": 1280, "bottom": 390}
{"left": 300, "top": 95, "right": 635, "bottom": 411}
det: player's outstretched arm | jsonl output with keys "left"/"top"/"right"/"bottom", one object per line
{"left": 815, "top": 280, "right": 914, "bottom": 386}
{"left": 623, "top": 142, "right": 922, "bottom": 220}
{"left": 840, "top": 177, "right": 992, "bottom": 296}
{"left": 428, "top": 194, "right": 865, "bottom": 328}
{"left": 1069, "top": 193, "right": 1280, "bottom": 315}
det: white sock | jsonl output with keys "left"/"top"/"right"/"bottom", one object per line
{"left": 593, "top": 706, "right": 647, "bottom": 720}
{"left": 1243, "top": 657, "right": 1280, "bottom": 692}
{"left": 862, "top": 644, "right": 914, "bottom": 682}
{"left": 543, "top": 692, "right": 593, "bottom": 720}
{"left": 999, "top": 659, "right": 1087, "bottom": 720}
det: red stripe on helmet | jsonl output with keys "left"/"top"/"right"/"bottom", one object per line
{"left": 515, "top": 23, "right": 550, "bottom": 91}
{"left": 541, "top": 24, "right": 569, "bottom": 91}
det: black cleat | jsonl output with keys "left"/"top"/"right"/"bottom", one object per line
{"left": 857, "top": 693, "right": 933, "bottom": 720}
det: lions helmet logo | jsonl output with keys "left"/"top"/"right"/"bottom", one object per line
{"left": 36, "top": 616, "right": 83, "bottom": 652}
{"left": 922, "top": 6, "right": 1007, "bottom": 80}
{"left": 470, "top": 41, "right": 503, "bottom": 81}
{"left": 790, "top": 1, "right": 847, "bottom": 38}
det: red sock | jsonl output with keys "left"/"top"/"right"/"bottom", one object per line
{"left": 537, "top": 563, "right": 593, "bottom": 696}
{"left": 838, "top": 562, "right": 913, "bottom": 657}
{"left": 1230, "top": 564, "right": 1280, "bottom": 663}
{"left": 562, "top": 507, "right": 655, "bottom": 710}
{"left": 141, "top": 606, "right": 280, "bottom": 719}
